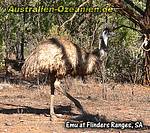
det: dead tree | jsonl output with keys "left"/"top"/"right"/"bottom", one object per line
{"left": 21, "top": 28, "right": 111, "bottom": 120}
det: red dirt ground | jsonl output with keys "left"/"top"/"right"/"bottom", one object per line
{"left": 0, "top": 80, "right": 150, "bottom": 133}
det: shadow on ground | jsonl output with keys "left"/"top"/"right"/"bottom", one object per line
{"left": 0, "top": 104, "right": 106, "bottom": 122}
{"left": 0, "top": 105, "right": 72, "bottom": 115}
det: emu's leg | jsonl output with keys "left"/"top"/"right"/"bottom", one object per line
{"left": 54, "top": 79, "right": 86, "bottom": 114}
{"left": 63, "top": 89, "right": 86, "bottom": 114}
{"left": 50, "top": 76, "right": 56, "bottom": 118}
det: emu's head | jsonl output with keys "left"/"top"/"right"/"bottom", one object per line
{"left": 98, "top": 27, "right": 112, "bottom": 60}
{"left": 99, "top": 27, "right": 111, "bottom": 49}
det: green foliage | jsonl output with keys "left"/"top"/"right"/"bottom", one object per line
{"left": 0, "top": 0, "right": 146, "bottom": 83}
{"left": 107, "top": 15, "right": 143, "bottom": 83}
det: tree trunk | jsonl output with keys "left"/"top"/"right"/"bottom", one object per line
{"left": 142, "top": 1, "right": 150, "bottom": 85}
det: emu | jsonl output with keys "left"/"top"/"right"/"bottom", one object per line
{"left": 21, "top": 28, "right": 110, "bottom": 120}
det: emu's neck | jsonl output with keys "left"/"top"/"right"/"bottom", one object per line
{"left": 102, "top": 32, "right": 108, "bottom": 46}
{"left": 99, "top": 32, "right": 108, "bottom": 50}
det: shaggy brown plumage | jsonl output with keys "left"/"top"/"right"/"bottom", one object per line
{"left": 21, "top": 36, "right": 102, "bottom": 120}
{"left": 22, "top": 37, "right": 100, "bottom": 80}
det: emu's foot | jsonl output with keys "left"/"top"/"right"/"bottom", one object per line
{"left": 44, "top": 113, "right": 57, "bottom": 121}
{"left": 50, "top": 114, "right": 58, "bottom": 121}
{"left": 56, "top": 114, "right": 73, "bottom": 119}
{"left": 78, "top": 108, "right": 87, "bottom": 115}
{"left": 45, "top": 113, "right": 71, "bottom": 121}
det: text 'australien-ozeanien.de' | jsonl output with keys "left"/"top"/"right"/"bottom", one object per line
{"left": 7, "top": 5, "right": 113, "bottom": 13}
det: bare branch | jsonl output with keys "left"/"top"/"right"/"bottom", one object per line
{"left": 124, "top": 0, "right": 144, "bottom": 15}
{"left": 61, "top": 0, "right": 90, "bottom": 27}
{"left": 106, "top": 0, "right": 144, "bottom": 29}
{"left": 112, "top": 24, "right": 142, "bottom": 33}
{"left": 118, "top": 9, "right": 145, "bottom": 29}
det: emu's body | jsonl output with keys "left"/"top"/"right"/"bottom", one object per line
{"left": 22, "top": 29, "right": 110, "bottom": 119}
{"left": 22, "top": 37, "right": 99, "bottom": 80}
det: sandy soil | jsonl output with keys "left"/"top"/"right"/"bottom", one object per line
{"left": 0, "top": 80, "right": 150, "bottom": 133}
